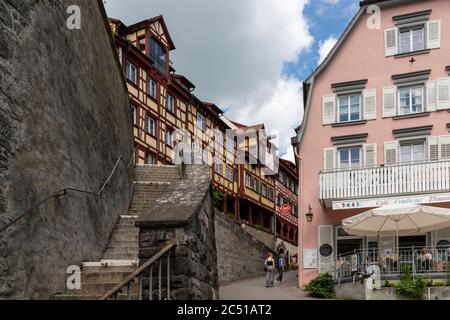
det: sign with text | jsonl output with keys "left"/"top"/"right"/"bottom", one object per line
{"left": 303, "top": 249, "right": 318, "bottom": 269}
{"left": 332, "top": 193, "right": 450, "bottom": 210}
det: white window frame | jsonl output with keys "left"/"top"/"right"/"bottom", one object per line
{"left": 147, "top": 78, "right": 157, "bottom": 98}
{"left": 398, "top": 85, "right": 424, "bottom": 115}
{"left": 215, "top": 159, "right": 223, "bottom": 176}
{"left": 127, "top": 62, "right": 137, "bottom": 84}
{"left": 166, "top": 130, "right": 174, "bottom": 147}
{"left": 196, "top": 113, "right": 206, "bottom": 131}
{"left": 226, "top": 137, "right": 235, "bottom": 153}
{"left": 337, "top": 94, "right": 362, "bottom": 123}
{"left": 145, "top": 152, "right": 155, "bottom": 165}
{"left": 147, "top": 116, "right": 156, "bottom": 136}
{"left": 399, "top": 140, "right": 426, "bottom": 164}
{"left": 132, "top": 105, "right": 137, "bottom": 125}
{"left": 167, "top": 94, "right": 175, "bottom": 113}
{"left": 399, "top": 25, "right": 425, "bottom": 54}
{"left": 338, "top": 146, "right": 363, "bottom": 169}
{"left": 226, "top": 167, "right": 234, "bottom": 181}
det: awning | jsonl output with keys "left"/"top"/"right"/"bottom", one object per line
{"left": 342, "top": 204, "right": 450, "bottom": 237}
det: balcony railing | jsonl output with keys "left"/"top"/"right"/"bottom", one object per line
{"left": 332, "top": 246, "right": 450, "bottom": 283}
{"left": 319, "top": 160, "right": 450, "bottom": 200}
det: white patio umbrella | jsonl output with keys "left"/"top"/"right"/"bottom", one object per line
{"left": 342, "top": 204, "right": 450, "bottom": 253}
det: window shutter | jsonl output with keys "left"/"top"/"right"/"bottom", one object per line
{"left": 318, "top": 225, "right": 333, "bottom": 274}
{"left": 363, "top": 89, "right": 377, "bottom": 120}
{"left": 439, "top": 135, "right": 450, "bottom": 160}
{"left": 364, "top": 143, "right": 377, "bottom": 167}
{"left": 428, "top": 136, "right": 439, "bottom": 161}
{"left": 384, "top": 141, "right": 398, "bottom": 165}
{"left": 427, "top": 20, "right": 441, "bottom": 49}
{"left": 382, "top": 86, "right": 397, "bottom": 117}
{"left": 426, "top": 80, "right": 437, "bottom": 112}
{"left": 323, "top": 148, "right": 336, "bottom": 171}
{"left": 384, "top": 28, "right": 398, "bottom": 56}
{"left": 437, "top": 78, "right": 450, "bottom": 110}
{"left": 322, "top": 95, "right": 336, "bottom": 125}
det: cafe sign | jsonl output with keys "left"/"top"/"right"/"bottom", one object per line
{"left": 332, "top": 193, "right": 450, "bottom": 210}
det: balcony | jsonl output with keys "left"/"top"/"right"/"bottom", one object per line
{"left": 319, "top": 160, "right": 450, "bottom": 201}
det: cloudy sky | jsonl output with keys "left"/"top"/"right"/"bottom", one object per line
{"left": 104, "top": 0, "right": 359, "bottom": 161}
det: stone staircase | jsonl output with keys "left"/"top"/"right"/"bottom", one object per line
{"left": 54, "top": 165, "right": 181, "bottom": 300}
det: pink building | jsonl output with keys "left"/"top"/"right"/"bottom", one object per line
{"left": 293, "top": 0, "right": 450, "bottom": 286}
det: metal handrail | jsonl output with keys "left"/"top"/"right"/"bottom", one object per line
{"left": 0, "top": 152, "right": 135, "bottom": 233}
{"left": 100, "top": 241, "right": 176, "bottom": 300}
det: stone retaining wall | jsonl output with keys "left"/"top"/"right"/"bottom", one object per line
{"left": 0, "top": 0, "right": 133, "bottom": 299}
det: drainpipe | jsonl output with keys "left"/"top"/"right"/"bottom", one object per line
{"left": 298, "top": 155, "right": 304, "bottom": 288}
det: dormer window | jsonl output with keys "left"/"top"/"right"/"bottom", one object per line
{"left": 138, "top": 36, "right": 146, "bottom": 53}
{"left": 150, "top": 38, "right": 166, "bottom": 75}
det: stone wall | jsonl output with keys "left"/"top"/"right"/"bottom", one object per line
{"left": 215, "top": 211, "right": 275, "bottom": 285}
{"left": 0, "top": 0, "right": 133, "bottom": 298}
{"left": 137, "top": 165, "right": 219, "bottom": 300}
{"left": 240, "top": 223, "right": 276, "bottom": 250}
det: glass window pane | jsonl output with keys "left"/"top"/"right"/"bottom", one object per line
{"left": 412, "top": 143, "right": 425, "bottom": 162}
{"left": 351, "top": 148, "right": 360, "bottom": 167}
{"left": 339, "top": 149, "right": 349, "bottom": 168}
{"left": 411, "top": 87, "right": 422, "bottom": 112}
{"left": 400, "top": 30, "right": 411, "bottom": 53}
{"left": 412, "top": 28, "right": 424, "bottom": 51}
{"left": 399, "top": 88, "right": 411, "bottom": 114}
{"left": 338, "top": 96, "right": 349, "bottom": 122}
{"left": 400, "top": 145, "right": 411, "bottom": 163}
{"left": 350, "top": 96, "right": 360, "bottom": 121}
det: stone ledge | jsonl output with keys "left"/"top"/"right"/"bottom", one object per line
{"left": 135, "top": 165, "right": 212, "bottom": 229}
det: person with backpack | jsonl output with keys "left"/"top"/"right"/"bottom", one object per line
{"left": 276, "top": 250, "right": 285, "bottom": 285}
{"left": 264, "top": 253, "right": 275, "bottom": 288}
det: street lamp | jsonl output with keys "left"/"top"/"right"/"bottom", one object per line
{"left": 305, "top": 204, "right": 313, "bottom": 223}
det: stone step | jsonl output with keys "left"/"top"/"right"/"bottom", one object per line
{"left": 110, "top": 234, "right": 139, "bottom": 242}
{"left": 112, "top": 225, "right": 139, "bottom": 232}
{"left": 117, "top": 219, "right": 137, "bottom": 226}
{"left": 82, "top": 265, "right": 136, "bottom": 273}
{"left": 108, "top": 240, "right": 139, "bottom": 248}
{"left": 54, "top": 293, "right": 139, "bottom": 300}
{"left": 102, "top": 252, "right": 139, "bottom": 260}
{"left": 65, "top": 281, "right": 139, "bottom": 295}
{"left": 79, "top": 271, "right": 132, "bottom": 283}
{"left": 103, "top": 247, "right": 139, "bottom": 256}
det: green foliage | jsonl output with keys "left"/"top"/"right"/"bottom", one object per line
{"left": 384, "top": 279, "right": 395, "bottom": 288}
{"left": 395, "top": 268, "right": 426, "bottom": 300}
{"left": 212, "top": 189, "right": 226, "bottom": 209}
{"left": 305, "top": 273, "right": 335, "bottom": 299}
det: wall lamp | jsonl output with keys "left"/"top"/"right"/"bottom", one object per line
{"left": 306, "top": 204, "right": 313, "bottom": 223}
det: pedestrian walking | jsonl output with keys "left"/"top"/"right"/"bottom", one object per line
{"left": 264, "top": 253, "right": 275, "bottom": 287}
{"left": 276, "top": 250, "right": 285, "bottom": 285}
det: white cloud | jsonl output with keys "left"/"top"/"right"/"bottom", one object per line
{"left": 318, "top": 36, "right": 338, "bottom": 65}
{"left": 104, "top": 0, "right": 313, "bottom": 156}
{"left": 282, "top": 146, "right": 296, "bottom": 163}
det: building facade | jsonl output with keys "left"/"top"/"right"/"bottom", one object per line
{"left": 275, "top": 159, "right": 299, "bottom": 244}
{"left": 294, "top": 0, "right": 450, "bottom": 285}
{"left": 109, "top": 16, "right": 299, "bottom": 248}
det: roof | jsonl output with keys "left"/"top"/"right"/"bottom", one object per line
{"left": 111, "top": 15, "right": 176, "bottom": 50}
{"left": 202, "top": 102, "right": 224, "bottom": 116}
{"left": 171, "top": 74, "right": 196, "bottom": 91}
{"left": 279, "top": 159, "right": 298, "bottom": 180}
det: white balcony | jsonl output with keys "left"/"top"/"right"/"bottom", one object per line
{"left": 319, "top": 160, "right": 450, "bottom": 200}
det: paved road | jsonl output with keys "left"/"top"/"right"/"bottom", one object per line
{"left": 219, "top": 271, "right": 315, "bottom": 300}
